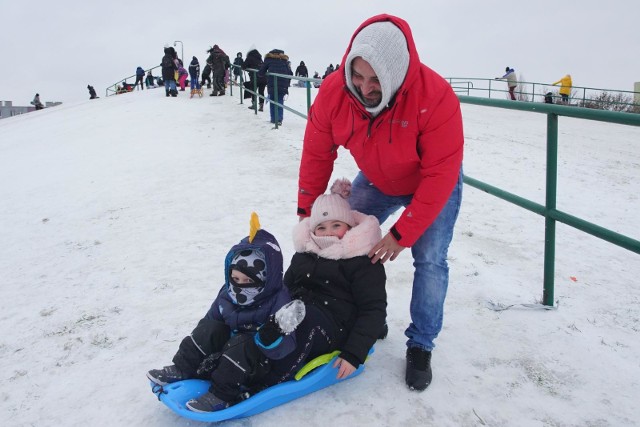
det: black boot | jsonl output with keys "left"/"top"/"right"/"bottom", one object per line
{"left": 166, "top": 90, "right": 170, "bottom": 97}
{"left": 171, "top": 89, "right": 178, "bottom": 97}
{"left": 405, "top": 347, "right": 432, "bottom": 391}
{"left": 258, "top": 103, "right": 264, "bottom": 112}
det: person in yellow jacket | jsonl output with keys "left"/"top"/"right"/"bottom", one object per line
{"left": 552, "top": 74, "right": 572, "bottom": 104}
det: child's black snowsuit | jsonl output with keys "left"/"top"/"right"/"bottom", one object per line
{"left": 259, "top": 212, "right": 387, "bottom": 386}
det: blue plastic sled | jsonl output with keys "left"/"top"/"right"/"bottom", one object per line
{"left": 150, "top": 348, "right": 373, "bottom": 423}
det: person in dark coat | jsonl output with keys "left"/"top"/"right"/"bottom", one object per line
{"left": 87, "top": 85, "right": 97, "bottom": 99}
{"left": 295, "top": 61, "right": 308, "bottom": 78}
{"left": 188, "top": 56, "right": 201, "bottom": 97}
{"left": 243, "top": 48, "right": 267, "bottom": 111}
{"left": 207, "top": 44, "right": 230, "bottom": 96}
{"left": 161, "top": 46, "right": 179, "bottom": 97}
{"left": 232, "top": 52, "right": 244, "bottom": 84}
{"left": 258, "top": 49, "right": 293, "bottom": 124}
{"left": 201, "top": 63, "right": 212, "bottom": 89}
{"left": 147, "top": 225, "right": 295, "bottom": 413}
{"left": 135, "top": 66, "right": 145, "bottom": 90}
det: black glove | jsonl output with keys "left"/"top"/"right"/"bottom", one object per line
{"left": 196, "top": 351, "right": 222, "bottom": 377}
{"left": 257, "top": 315, "right": 281, "bottom": 346}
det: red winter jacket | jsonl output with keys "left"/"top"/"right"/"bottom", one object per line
{"left": 297, "top": 14, "right": 464, "bottom": 247}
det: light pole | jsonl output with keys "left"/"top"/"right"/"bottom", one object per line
{"left": 174, "top": 41, "right": 183, "bottom": 62}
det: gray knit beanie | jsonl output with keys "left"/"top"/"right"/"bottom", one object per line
{"left": 345, "top": 21, "right": 410, "bottom": 117}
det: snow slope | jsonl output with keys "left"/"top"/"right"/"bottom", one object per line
{"left": 1, "top": 86, "right": 639, "bottom": 427}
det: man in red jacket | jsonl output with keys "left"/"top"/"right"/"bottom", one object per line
{"left": 296, "top": 14, "right": 464, "bottom": 391}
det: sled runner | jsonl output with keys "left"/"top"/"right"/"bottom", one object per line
{"left": 149, "top": 349, "right": 373, "bottom": 422}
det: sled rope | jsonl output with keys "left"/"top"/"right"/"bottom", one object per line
{"left": 152, "top": 384, "right": 168, "bottom": 401}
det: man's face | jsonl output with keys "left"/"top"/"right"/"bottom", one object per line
{"left": 351, "top": 57, "right": 382, "bottom": 107}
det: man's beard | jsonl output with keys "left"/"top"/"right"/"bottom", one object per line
{"left": 356, "top": 87, "right": 382, "bottom": 108}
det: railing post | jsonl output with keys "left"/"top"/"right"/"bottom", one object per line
{"left": 543, "top": 113, "right": 559, "bottom": 306}
{"left": 274, "top": 76, "right": 279, "bottom": 128}
{"left": 306, "top": 80, "right": 312, "bottom": 114}
{"left": 252, "top": 72, "right": 258, "bottom": 115}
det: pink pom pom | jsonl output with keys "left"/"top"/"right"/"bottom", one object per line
{"left": 330, "top": 178, "right": 352, "bottom": 199}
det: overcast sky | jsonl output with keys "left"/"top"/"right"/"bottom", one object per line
{"left": 2, "top": 0, "right": 638, "bottom": 105}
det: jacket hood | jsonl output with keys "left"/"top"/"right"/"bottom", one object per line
{"left": 340, "top": 14, "right": 421, "bottom": 113}
{"left": 223, "top": 229, "right": 284, "bottom": 305}
{"left": 292, "top": 212, "right": 381, "bottom": 260}
{"left": 266, "top": 49, "right": 289, "bottom": 61}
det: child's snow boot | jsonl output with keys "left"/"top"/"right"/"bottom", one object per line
{"left": 147, "top": 365, "right": 188, "bottom": 385}
{"left": 186, "top": 392, "right": 229, "bottom": 413}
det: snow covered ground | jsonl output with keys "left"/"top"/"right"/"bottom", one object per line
{"left": 1, "top": 85, "right": 639, "bottom": 427}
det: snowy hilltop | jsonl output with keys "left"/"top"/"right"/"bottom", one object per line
{"left": 1, "top": 87, "right": 639, "bottom": 426}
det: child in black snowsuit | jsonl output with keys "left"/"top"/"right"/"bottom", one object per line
{"left": 147, "top": 225, "right": 296, "bottom": 412}
{"left": 184, "top": 180, "right": 387, "bottom": 412}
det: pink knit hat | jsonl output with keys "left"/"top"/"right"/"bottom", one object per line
{"left": 309, "top": 179, "right": 356, "bottom": 230}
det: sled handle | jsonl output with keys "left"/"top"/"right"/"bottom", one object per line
{"left": 294, "top": 351, "right": 340, "bottom": 381}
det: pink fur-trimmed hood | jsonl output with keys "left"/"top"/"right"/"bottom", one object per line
{"left": 292, "top": 211, "right": 382, "bottom": 260}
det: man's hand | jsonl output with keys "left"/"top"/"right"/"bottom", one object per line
{"left": 368, "top": 232, "right": 406, "bottom": 263}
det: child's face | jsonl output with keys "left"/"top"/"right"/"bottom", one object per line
{"left": 313, "top": 220, "right": 350, "bottom": 239}
{"left": 230, "top": 269, "right": 257, "bottom": 288}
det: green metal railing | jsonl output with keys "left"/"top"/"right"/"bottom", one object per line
{"left": 106, "top": 65, "right": 162, "bottom": 97}
{"left": 103, "top": 66, "right": 639, "bottom": 306}
{"left": 230, "top": 64, "right": 319, "bottom": 128}
{"left": 459, "top": 96, "right": 640, "bottom": 305}
{"left": 448, "top": 77, "right": 640, "bottom": 111}
{"left": 231, "top": 70, "right": 640, "bottom": 306}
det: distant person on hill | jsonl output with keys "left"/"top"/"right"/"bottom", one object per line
{"left": 544, "top": 92, "right": 554, "bottom": 104}
{"left": 135, "top": 66, "right": 145, "bottom": 90}
{"left": 31, "top": 93, "right": 44, "bottom": 110}
{"left": 323, "top": 64, "right": 335, "bottom": 78}
{"left": 495, "top": 67, "right": 518, "bottom": 100}
{"left": 233, "top": 52, "right": 244, "bottom": 84}
{"left": 552, "top": 74, "right": 572, "bottom": 104}
{"left": 207, "top": 44, "right": 230, "bottom": 97}
{"left": 87, "top": 85, "right": 98, "bottom": 99}
{"left": 243, "top": 48, "right": 267, "bottom": 112}
{"left": 177, "top": 65, "right": 189, "bottom": 91}
{"left": 295, "top": 61, "right": 308, "bottom": 87}
{"left": 201, "top": 63, "right": 212, "bottom": 89}
{"left": 188, "top": 56, "right": 201, "bottom": 98}
{"left": 258, "top": 48, "right": 293, "bottom": 125}
{"left": 161, "top": 45, "right": 179, "bottom": 97}
{"left": 145, "top": 70, "right": 155, "bottom": 88}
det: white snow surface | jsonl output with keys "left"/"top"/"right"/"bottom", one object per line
{"left": 1, "top": 86, "right": 639, "bottom": 427}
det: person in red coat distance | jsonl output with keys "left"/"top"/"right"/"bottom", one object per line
{"left": 296, "top": 14, "right": 464, "bottom": 392}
